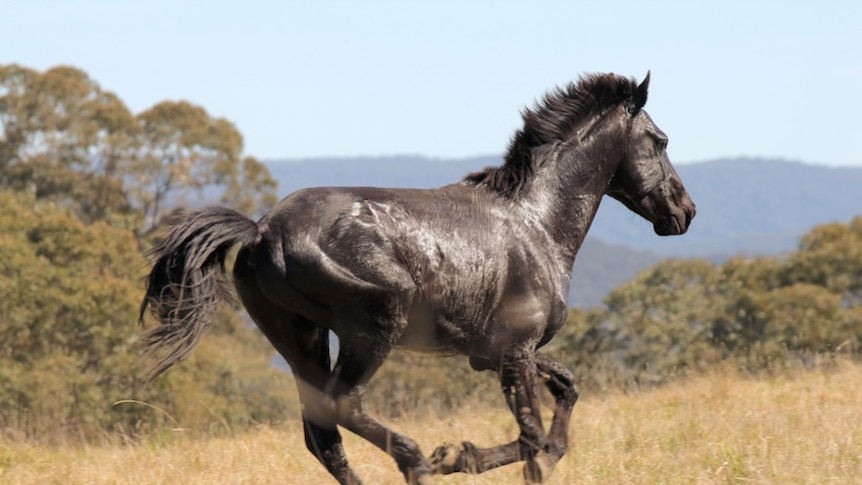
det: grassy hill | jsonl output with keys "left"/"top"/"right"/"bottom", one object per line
{"left": 4, "top": 361, "right": 859, "bottom": 483}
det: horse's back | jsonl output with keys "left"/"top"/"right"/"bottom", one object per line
{"left": 243, "top": 185, "right": 462, "bottom": 334}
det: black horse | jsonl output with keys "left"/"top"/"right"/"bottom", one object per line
{"left": 140, "top": 72, "right": 695, "bottom": 484}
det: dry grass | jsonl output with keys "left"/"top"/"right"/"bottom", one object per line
{"left": 2, "top": 361, "right": 861, "bottom": 484}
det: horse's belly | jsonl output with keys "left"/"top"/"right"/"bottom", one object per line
{"left": 397, "top": 300, "right": 488, "bottom": 354}
{"left": 398, "top": 281, "right": 567, "bottom": 356}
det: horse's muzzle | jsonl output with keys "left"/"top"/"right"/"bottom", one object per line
{"left": 655, "top": 197, "right": 696, "bottom": 236}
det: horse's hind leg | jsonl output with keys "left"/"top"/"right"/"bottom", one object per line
{"left": 290, "top": 327, "right": 363, "bottom": 485}
{"left": 234, "top": 261, "right": 361, "bottom": 484}
{"left": 253, "top": 320, "right": 361, "bottom": 484}
{"left": 325, "top": 333, "right": 433, "bottom": 485}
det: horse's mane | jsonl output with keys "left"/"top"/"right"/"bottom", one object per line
{"left": 464, "top": 73, "right": 640, "bottom": 198}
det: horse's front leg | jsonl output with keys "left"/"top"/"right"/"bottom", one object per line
{"left": 535, "top": 352, "right": 579, "bottom": 471}
{"left": 430, "top": 349, "right": 556, "bottom": 483}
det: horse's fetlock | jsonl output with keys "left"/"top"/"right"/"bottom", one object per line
{"left": 399, "top": 456, "right": 432, "bottom": 484}
{"left": 523, "top": 450, "right": 556, "bottom": 484}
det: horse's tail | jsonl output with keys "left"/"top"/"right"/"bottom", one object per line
{"left": 138, "top": 206, "right": 259, "bottom": 382}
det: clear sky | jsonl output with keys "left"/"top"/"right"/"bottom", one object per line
{"left": 3, "top": 1, "right": 861, "bottom": 166}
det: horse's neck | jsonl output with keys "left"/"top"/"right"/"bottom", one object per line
{"left": 524, "top": 125, "right": 623, "bottom": 268}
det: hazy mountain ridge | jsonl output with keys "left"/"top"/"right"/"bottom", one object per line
{"left": 264, "top": 156, "right": 862, "bottom": 307}
{"left": 592, "top": 157, "right": 862, "bottom": 257}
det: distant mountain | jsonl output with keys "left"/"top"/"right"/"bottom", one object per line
{"left": 263, "top": 156, "right": 862, "bottom": 307}
{"left": 590, "top": 158, "right": 862, "bottom": 257}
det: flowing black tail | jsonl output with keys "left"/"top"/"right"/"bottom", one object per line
{"left": 139, "top": 206, "right": 259, "bottom": 382}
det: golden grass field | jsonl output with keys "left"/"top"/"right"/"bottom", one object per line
{"left": 2, "top": 361, "right": 861, "bottom": 484}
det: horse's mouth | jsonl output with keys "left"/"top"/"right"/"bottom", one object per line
{"left": 654, "top": 204, "right": 695, "bottom": 236}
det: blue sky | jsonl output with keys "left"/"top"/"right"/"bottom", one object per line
{"left": 4, "top": 1, "right": 861, "bottom": 166}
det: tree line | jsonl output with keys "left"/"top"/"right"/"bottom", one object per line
{"left": 2, "top": 63, "right": 860, "bottom": 442}
{"left": 0, "top": 64, "right": 277, "bottom": 231}
{"left": 0, "top": 64, "right": 290, "bottom": 442}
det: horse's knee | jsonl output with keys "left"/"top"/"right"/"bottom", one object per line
{"left": 393, "top": 437, "right": 431, "bottom": 477}
{"left": 561, "top": 380, "right": 579, "bottom": 406}
{"left": 538, "top": 357, "right": 578, "bottom": 407}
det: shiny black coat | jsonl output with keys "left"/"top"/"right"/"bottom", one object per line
{"left": 141, "top": 72, "right": 695, "bottom": 484}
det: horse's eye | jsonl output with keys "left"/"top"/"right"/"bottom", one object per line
{"left": 657, "top": 139, "right": 668, "bottom": 150}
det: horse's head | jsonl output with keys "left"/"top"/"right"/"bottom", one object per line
{"left": 607, "top": 73, "right": 696, "bottom": 236}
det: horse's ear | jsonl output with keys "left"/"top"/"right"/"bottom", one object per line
{"left": 633, "top": 71, "right": 650, "bottom": 110}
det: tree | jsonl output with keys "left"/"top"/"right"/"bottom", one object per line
{"left": 709, "top": 256, "right": 783, "bottom": 356}
{"left": 133, "top": 101, "right": 277, "bottom": 230}
{"left": 222, "top": 155, "right": 278, "bottom": 217}
{"left": 549, "top": 307, "right": 632, "bottom": 391}
{"left": 2, "top": 63, "right": 279, "bottom": 231}
{"left": 747, "top": 284, "right": 851, "bottom": 359}
{"left": 601, "top": 259, "right": 722, "bottom": 382}
{"left": 0, "top": 63, "right": 285, "bottom": 442}
{"left": 0, "top": 190, "right": 145, "bottom": 439}
{"left": 781, "top": 217, "right": 862, "bottom": 306}
{"left": 0, "top": 190, "right": 296, "bottom": 441}
{"left": 0, "top": 64, "right": 139, "bottom": 224}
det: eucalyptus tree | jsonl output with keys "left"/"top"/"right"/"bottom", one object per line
{"left": 0, "top": 64, "right": 138, "bottom": 223}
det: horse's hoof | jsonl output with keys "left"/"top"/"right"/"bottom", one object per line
{"left": 429, "top": 442, "right": 462, "bottom": 474}
{"left": 408, "top": 472, "right": 434, "bottom": 485}
{"left": 523, "top": 451, "right": 555, "bottom": 484}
